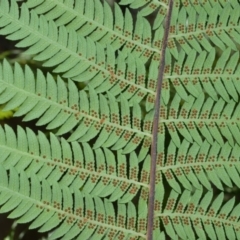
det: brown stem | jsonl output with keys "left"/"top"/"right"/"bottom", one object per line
{"left": 146, "top": 1, "right": 174, "bottom": 239}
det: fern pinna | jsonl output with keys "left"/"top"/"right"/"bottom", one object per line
{"left": 0, "top": 0, "right": 240, "bottom": 239}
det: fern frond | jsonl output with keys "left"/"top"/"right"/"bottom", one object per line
{"left": 25, "top": 0, "right": 161, "bottom": 63}
{"left": 119, "top": 0, "right": 169, "bottom": 30}
{"left": 0, "top": 0, "right": 158, "bottom": 105}
{"left": 159, "top": 139, "right": 240, "bottom": 192}
{"left": 164, "top": 48, "right": 240, "bottom": 104}
{"left": 168, "top": 1, "right": 240, "bottom": 59}
{"left": 0, "top": 124, "right": 149, "bottom": 202}
{"left": 157, "top": 188, "right": 240, "bottom": 240}
{"left": 0, "top": 166, "right": 146, "bottom": 239}
{"left": 161, "top": 93, "right": 240, "bottom": 148}
{"left": 0, "top": 60, "right": 153, "bottom": 154}
{"left": 1, "top": 0, "right": 240, "bottom": 239}
{"left": 181, "top": 0, "right": 236, "bottom": 11}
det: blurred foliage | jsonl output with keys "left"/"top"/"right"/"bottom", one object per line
{"left": 0, "top": 105, "right": 13, "bottom": 120}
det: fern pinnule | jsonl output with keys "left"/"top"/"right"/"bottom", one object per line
{"left": 119, "top": 0, "right": 169, "bottom": 30}
{"left": 162, "top": 93, "right": 240, "bottom": 148}
{"left": 0, "top": 124, "right": 149, "bottom": 202}
{"left": 0, "top": 166, "right": 146, "bottom": 239}
{"left": 181, "top": 0, "right": 237, "bottom": 13}
{"left": 25, "top": 0, "right": 162, "bottom": 63}
{"left": 157, "top": 188, "right": 240, "bottom": 240}
{"left": 0, "top": 0, "right": 161, "bottom": 107}
{"left": 163, "top": 47, "right": 240, "bottom": 105}
{"left": 0, "top": 60, "right": 154, "bottom": 154}
{"left": 159, "top": 139, "right": 240, "bottom": 192}
{"left": 168, "top": 2, "right": 240, "bottom": 59}
{"left": 158, "top": 87, "right": 240, "bottom": 192}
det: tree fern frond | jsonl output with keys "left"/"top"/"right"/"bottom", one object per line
{"left": 168, "top": 2, "right": 240, "bottom": 59}
{"left": 0, "top": 60, "right": 153, "bottom": 153}
{"left": 25, "top": 0, "right": 161, "bottom": 63}
{"left": 0, "top": 167, "right": 146, "bottom": 239}
{"left": 1, "top": 0, "right": 240, "bottom": 239}
{"left": 0, "top": 124, "right": 149, "bottom": 202}
{"left": 0, "top": 0, "right": 158, "bottom": 105}
{"left": 159, "top": 139, "right": 240, "bottom": 192}
{"left": 157, "top": 188, "right": 240, "bottom": 240}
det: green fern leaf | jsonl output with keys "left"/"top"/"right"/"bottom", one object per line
{"left": 0, "top": 124, "right": 149, "bottom": 203}
{"left": 0, "top": 166, "right": 146, "bottom": 239}
{"left": 164, "top": 47, "right": 240, "bottom": 103}
{"left": 168, "top": 1, "right": 240, "bottom": 59}
{"left": 0, "top": 0, "right": 160, "bottom": 107}
{"left": 1, "top": 0, "right": 240, "bottom": 239}
{"left": 157, "top": 188, "right": 240, "bottom": 240}
{"left": 24, "top": 0, "right": 162, "bottom": 63}
{"left": 0, "top": 60, "right": 154, "bottom": 154}
{"left": 159, "top": 138, "right": 240, "bottom": 191}
{"left": 119, "top": 0, "right": 169, "bottom": 30}
{"left": 160, "top": 89, "right": 240, "bottom": 149}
